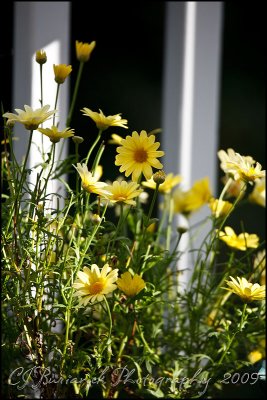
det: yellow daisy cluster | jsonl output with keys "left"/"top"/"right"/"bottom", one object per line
{"left": 73, "top": 265, "right": 146, "bottom": 305}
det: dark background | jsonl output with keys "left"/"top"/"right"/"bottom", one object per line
{"left": 1, "top": 2, "right": 265, "bottom": 238}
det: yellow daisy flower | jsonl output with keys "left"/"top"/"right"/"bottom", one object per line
{"left": 38, "top": 126, "right": 75, "bottom": 143}
{"left": 218, "top": 226, "right": 259, "bottom": 251}
{"left": 142, "top": 172, "right": 182, "bottom": 194}
{"left": 53, "top": 64, "right": 72, "bottom": 84}
{"left": 73, "top": 264, "right": 118, "bottom": 305}
{"left": 2, "top": 105, "right": 56, "bottom": 131}
{"left": 117, "top": 271, "right": 145, "bottom": 297}
{"left": 115, "top": 130, "right": 165, "bottom": 182}
{"left": 104, "top": 180, "right": 143, "bottom": 206}
{"left": 35, "top": 49, "right": 47, "bottom": 64}
{"left": 209, "top": 197, "right": 233, "bottom": 218}
{"left": 73, "top": 163, "right": 109, "bottom": 196}
{"left": 218, "top": 148, "right": 265, "bottom": 184}
{"left": 76, "top": 40, "right": 96, "bottom": 62}
{"left": 81, "top": 108, "right": 128, "bottom": 131}
{"left": 249, "top": 178, "right": 265, "bottom": 207}
{"left": 222, "top": 276, "right": 265, "bottom": 302}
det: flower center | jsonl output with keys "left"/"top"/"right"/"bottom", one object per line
{"left": 134, "top": 148, "right": 148, "bottom": 163}
{"left": 116, "top": 195, "right": 127, "bottom": 201}
{"left": 244, "top": 287, "right": 252, "bottom": 298}
{"left": 90, "top": 280, "right": 105, "bottom": 294}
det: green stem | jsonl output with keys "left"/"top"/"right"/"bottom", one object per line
{"left": 39, "top": 63, "right": 45, "bottom": 158}
{"left": 145, "top": 182, "right": 160, "bottom": 228}
{"left": 84, "top": 130, "right": 103, "bottom": 166}
{"left": 155, "top": 193, "right": 169, "bottom": 245}
{"left": 6, "top": 130, "right": 34, "bottom": 233}
{"left": 103, "top": 295, "right": 112, "bottom": 339}
{"left": 66, "top": 61, "right": 84, "bottom": 127}
{"left": 217, "top": 303, "right": 248, "bottom": 365}
{"left": 92, "top": 140, "right": 105, "bottom": 174}
{"left": 137, "top": 182, "right": 160, "bottom": 266}
{"left": 53, "top": 84, "right": 60, "bottom": 126}
{"left": 166, "top": 195, "right": 174, "bottom": 251}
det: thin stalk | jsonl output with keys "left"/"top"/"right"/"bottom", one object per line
{"left": 84, "top": 130, "right": 103, "bottom": 166}
{"left": 66, "top": 61, "right": 84, "bottom": 127}
{"left": 6, "top": 130, "right": 34, "bottom": 233}
{"left": 217, "top": 303, "right": 248, "bottom": 365}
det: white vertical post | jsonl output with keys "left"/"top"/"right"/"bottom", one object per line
{"left": 13, "top": 1, "right": 71, "bottom": 208}
{"left": 162, "top": 1, "right": 223, "bottom": 287}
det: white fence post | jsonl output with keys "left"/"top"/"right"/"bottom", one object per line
{"left": 13, "top": 1, "right": 71, "bottom": 209}
{"left": 162, "top": 1, "right": 223, "bottom": 287}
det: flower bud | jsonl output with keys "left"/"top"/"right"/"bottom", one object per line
{"left": 35, "top": 49, "right": 47, "bottom": 64}
{"left": 153, "top": 170, "right": 166, "bottom": 185}
{"left": 53, "top": 64, "right": 72, "bottom": 84}
{"left": 72, "top": 135, "right": 84, "bottom": 144}
{"left": 76, "top": 40, "right": 96, "bottom": 62}
{"left": 177, "top": 226, "right": 188, "bottom": 235}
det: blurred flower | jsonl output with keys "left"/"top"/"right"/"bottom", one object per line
{"left": 76, "top": 40, "right": 96, "bottom": 62}
{"left": 221, "top": 174, "right": 246, "bottom": 199}
{"left": 209, "top": 197, "right": 233, "bottom": 218}
{"left": 117, "top": 271, "right": 145, "bottom": 297}
{"left": 249, "top": 178, "right": 265, "bottom": 207}
{"left": 53, "top": 64, "right": 72, "bottom": 84}
{"left": 222, "top": 276, "right": 265, "bottom": 302}
{"left": 146, "top": 222, "right": 156, "bottom": 233}
{"left": 218, "top": 226, "right": 259, "bottom": 251}
{"left": 142, "top": 172, "right": 182, "bottom": 193}
{"left": 108, "top": 133, "right": 124, "bottom": 145}
{"left": 38, "top": 126, "right": 75, "bottom": 143}
{"left": 2, "top": 105, "right": 56, "bottom": 130}
{"left": 248, "top": 350, "right": 263, "bottom": 364}
{"left": 115, "top": 130, "right": 164, "bottom": 182}
{"left": 218, "top": 148, "right": 265, "bottom": 184}
{"left": 73, "top": 163, "right": 109, "bottom": 196}
{"left": 173, "top": 177, "right": 212, "bottom": 215}
{"left": 73, "top": 264, "right": 118, "bottom": 305}
{"left": 104, "top": 180, "right": 143, "bottom": 206}
{"left": 35, "top": 49, "right": 47, "bottom": 64}
{"left": 253, "top": 249, "right": 266, "bottom": 286}
{"left": 81, "top": 108, "right": 128, "bottom": 131}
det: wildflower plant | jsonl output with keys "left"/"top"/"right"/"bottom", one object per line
{"left": 1, "top": 40, "right": 266, "bottom": 400}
